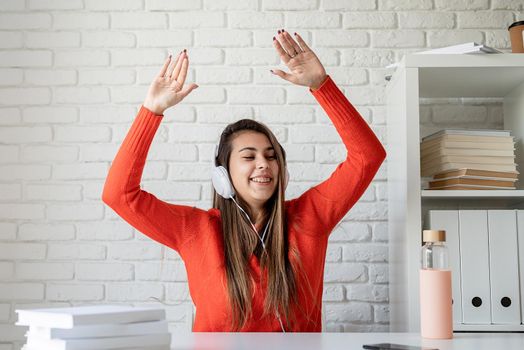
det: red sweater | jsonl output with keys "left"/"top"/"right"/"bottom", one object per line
{"left": 102, "top": 76, "right": 386, "bottom": 332}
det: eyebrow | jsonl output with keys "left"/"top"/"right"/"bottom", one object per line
{"left": 238, "top": 146, "right": 274, "bottom": 153}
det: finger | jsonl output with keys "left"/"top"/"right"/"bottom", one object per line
{"left": 272, "top": 37, "right": 290, "bottom": 64}
{"left": 277, "top": 30, "right": 295, "bottom": 56}
{"left": 178, "top": 83, "right": 199, "bottom": 100}
{"left": 271, "top": 69, "right": 298, "bottom": 84}
{"left": 282, "top": 30, "right": 302, "bottom": 54}
{"left": 170, "top": 51, "right": 186, "bottom": 81}
{"left": 167, "top": 51, "right": 185, "bottom": 77}
{"left": 175, "top": 55, "right": 189, "bottom": 86}
{"left": 157, "top": 54, "right": 172, "bottom": 78}
{"left": 293, "top": 32, "right": 312, "bottom": 52}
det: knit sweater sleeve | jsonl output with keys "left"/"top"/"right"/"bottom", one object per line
{"left": 101, "top": 106, "right": 211, "bottom": 254}
{"left": 287, "top": 76, "right": 386, "bottom": 237}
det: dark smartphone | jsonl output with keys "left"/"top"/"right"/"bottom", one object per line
{"left": 363, "top": 343, "right": 438, "bottom": 350}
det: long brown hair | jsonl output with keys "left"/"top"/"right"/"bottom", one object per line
{"left": 212, "top": 119, "right": 301, "bottom": 331}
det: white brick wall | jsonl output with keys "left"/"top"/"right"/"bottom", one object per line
{"left": 0, "top": 0, "right": 520, "bottom": 347}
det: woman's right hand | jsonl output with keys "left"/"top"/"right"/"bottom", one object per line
{"left": 143, "top": 50, "right": 199, "bottom": 115}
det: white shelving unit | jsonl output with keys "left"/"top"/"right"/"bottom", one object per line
{"left": 386, "top": 53, "right": 524, "bottom": 332}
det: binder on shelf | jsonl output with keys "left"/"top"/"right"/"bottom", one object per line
{"left": 427, "top": 210, "right": 462, "bottom": 325}
{"left": 487, "top": 210, "right": 521, "bottom": 324}
{"left": 517, "top": 211, "right": 524, "bottom": 326}
{"left": 459, "top": 210, "right": 491, "bottom": 324}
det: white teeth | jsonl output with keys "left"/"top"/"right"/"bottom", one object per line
{"left": 250, "top": 177, "right": 271, "bottom": 183}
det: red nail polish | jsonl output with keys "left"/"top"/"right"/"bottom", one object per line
{"left": 278, "top": 30, "right": 281, "bottom": 34}
{"left": 183, "top": 49, "right": 187, "bottom": 53}
{"left": 294, "top": 32, "right": 297, "bottom": 36}
{"left": 273, "top": 36, "right": 276, "bottom": 41}
{"left": 282, "top": 29, "right": 285, "bottom": 32}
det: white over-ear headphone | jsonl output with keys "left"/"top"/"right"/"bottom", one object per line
{"left": 211, "top": 145, "right": 289, "bottom": 199}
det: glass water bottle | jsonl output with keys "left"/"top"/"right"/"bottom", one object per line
{"left": 419, "top": 229, "right": 453, "bottom": 339}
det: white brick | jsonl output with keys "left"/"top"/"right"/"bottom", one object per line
{"left": 435, "top": 0, "right": 489, "bottom": 10}
{"left": 79, "top": 106, "right": 137, "bottom": 124}
{"left": 369, "top": 264, "right": 389, "bottom": 284}
{"left": 0, "top": 184, "right": 21, "bottom": 200}
{"left": 25, "top": 184, "right": 82, "bottom": 201}
{"left": 346, "top": 202, "right": 387, "bottom": 221}
{"left": 0, "top": 304, "right": 10, "bottom": 322}
{"left": 314, "top": 30, "right": 369, "bottom": 48}
{"left": 0, "top": 222, "right": 16, "bottom": 240}
{"left": 0, "top": 262, "right": 14, "bottom": 279}
{"left": 168, "top": 11, "right": 225, "bottom": 28}
{"left": 330, "top": 222, "right": 371, "bottom": 242}
{"left": 343, "top": 244, "right": 388, "bottom": 262}
{"left": 25, "top": 32, "right": 80, "bottom": 48}
{"left": 345, "top": 86, "right": 384, "bottom": 105}
{"left": 47, "top": 203, "right": 104, "bottom": 221}
{"left": 347, "top": 284, "right": 389, "bottom": 302}
{"left": 263, "top": 0, "right": 317, "bottom": 10}
{"left": 23, "top": 106, "right": 77, "bottom": 123}
{"left": 111, "top": 86, "right": 151, "bottom": 104}
{"left": 399, "top": 12, "right": 455, "bottom": 29}
{"left": 167, "top": 163, "right": 212, "bottom": 181}
{"left": 228, "top": 87, "right": 285, "bottom": 104}
{"left": 54, "top": 126, "right": 111, "bottom": 142}
{"left": 287, "top": 163, "right": 335, "bottom": 181}
{"left": 203, "top": 0, "right": 257, "bottom": 10}
{"left": 16, "top": 262, "right": 74, "bottom": 280}
{"left": 343, "top": 12, "right": 396, "bottom": 29}
{"left": 53, "top": 163, "right": 108, "bottom": 180}
{"left": 196, "top": 105, "right": 252, "bottom": 123}
{"left": 432, "top": 105, "right": 487, "bottom": 124}
{"left": 0, "top": 14, "right": 51, "bottom": 29}
{"left": 137, "top": 30, "right": 191, "bottom": 48}
{"left": 322, "top": 0, "right": 377, "bottom": 10}
{"left": 0, "top": 126, "right": 51, "bottom": 143}
{"left": 324, "top": 263, "right": 367, "bottom": 282}
{"left": 286, "top": 12, "right": 341, "bottom": 28}
{"left": 165, "top": 283, "right": 191, "bottom": 301}
{"left": 458, "top": 11, "right": 514, "bottom": 29}
{"left": 112, "top": 49, "right": 165, "bottom": 66}
{"left": 136, "top": 262, "right": 188, "bottom": 282}
{"left": 427, "top": 29, "right": 484, "bottom": 47}
{"left": 24, "top": 69, "right": 77, "bottom": 85}
{"left": 372, "top": 222, "right": 388, "bottom": 242}
{"left": 0, "top": 145, "right": 18, "bottom": 163}
{"left": 282, "top": 144, "right": 315, "bottom": 162}
{"left": 47, "top": 284, "right": 104, "bottom": 301}
{"left": 170, "top": 124, "right": 222, "bottom": 142}
{"left": 83, "top": 31, "right": 135, "bottom": 48}
{"left": 79, "top": 144, "right": 118, "bottom": 161}
{"left": 485, "top": 29, "right": 512, "bottom": 50}
{"left": 48, "top": 243, "right": 106, "bottom": 260}
{"left": 316, "top": 144, "right": 345, "bottom": 163}
{"left": 79, "top": 263, "right": 132, "bottom": 283}
{"left": 0, "top": 68, "right": 22, "bottom": 85}
{"left": 76, "top": 221, "right": 134, "bottom": 241}
{"left": 325, "top": 302, "right": 372, "bottom": 322}
{"left": 326, "top": 245, "right": 342, "bottom": 262}
{"left": 372, "top": 30, "right": 425, "bottom": 48}
{"left": 18, "top": 223, "right": 75, "bottom": 241}
{"left": 0, "top": 283, "right": 44, "bottom": 300}
{"left": 226, "top": 48, "right": 278, "bottom": 66}
{"left": 195, "top": 29, "right": 251, "bottom": 47}
{"left": 196, "top": 66, "right": 251, "bottom": 85}
{"left": 0, "top": 32, "right": 23, "bottom": 49}
{"left": 54, "top": 13, "right": 109, "bottom": 29}
{"left": 0, "top": 164, "right": 51, "bottom": 181}
{"left": 55, "top": 50, "right": 110, "bottom": 67}
{"left": 21, "top": 145, "right": 78, "bottom": 162}
{"left": 345, "top": 323, "right": 389, "bottom": 331}
{"left": 54, "top": 87, "right": 110, "bottom": 104}
{"left": 0, "top": 203, "right": 45, "bottom": 220}
{"left": 0, "top": 243, "right": 46, "bottom": 260}
{"left": 0, "top": 88, "right": 50, "bottom": 105}
{"left": 28, "top": 0, "right": 83, "bottom": 9}
{"left": 142, "top": 161, "right": 167, "bottom": 180}
{"left": 229, "top": 12, "right": 283, "bottom": 29}
{"left": 147, "top": 0, "right": 202, "bottom": 10}
{"left": 108, "top": 242, "right": 162, "bottom": 260}
{"left": 142, "top": 182, "right": 201, "bottom": 201}
{"left": 374, "top": 304, "right": 390, "bottom": 323}
{"left": 112, "top": 13, "right": 167, "bottom": 29}
{"left": 107, "top": 283, "right": 163, "bottom": 301}
{"left": 0, "top": 0, "right": 25, "bottom": 10}
{"left": 86, "top": 0, "right": 143, "bottom": 11}
{"left": 78, "top": 69, "right": 136, "bottom": 86}
{"left": 180, "top": 86, "right": 225, "bottom": 105}
{"left": 379, "top": 0, "right": 433, "bottom": 10}
{"left": 323, "top": 284, "right": 344, "bottom": 301}
{"left": 0, "top": 108, "right": 21, "bottom": 124}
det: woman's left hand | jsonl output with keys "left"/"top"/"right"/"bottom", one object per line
{"left": 271, "top": 30, "right": 327, "bottom": 90}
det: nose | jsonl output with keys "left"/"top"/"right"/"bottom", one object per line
{"left": 257, "top": 158, "right": 269, "bottom": 169}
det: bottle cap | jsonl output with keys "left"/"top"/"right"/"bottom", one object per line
{"left": 423, "top": 230, "right": 446, "bottom": 242}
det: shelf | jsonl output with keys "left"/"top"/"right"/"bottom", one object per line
{"left": 421, "top": 190, "right": 524, "bottom": 198}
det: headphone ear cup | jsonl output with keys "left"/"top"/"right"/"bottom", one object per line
{"left": 212, "top": 165, "right": 235, "bottom": 199}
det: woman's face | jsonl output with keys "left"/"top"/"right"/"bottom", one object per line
{"left": 228, "top": 131, "right": 280, "bottom": 209}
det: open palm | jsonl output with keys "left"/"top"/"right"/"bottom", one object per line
{"left": 272, "top": 30, "right": 327, "bottom": 90}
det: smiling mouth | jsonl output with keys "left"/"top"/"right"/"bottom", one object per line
{"left": 250, "top": 177, "right": 272, "bottom": 183}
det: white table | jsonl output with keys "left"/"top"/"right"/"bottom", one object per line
{"left": 170, "top": 332, "right": 524, "bottom": 350}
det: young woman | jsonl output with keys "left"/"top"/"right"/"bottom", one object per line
{"left": 102, "top": 30, "right": 386, "bottom": 332}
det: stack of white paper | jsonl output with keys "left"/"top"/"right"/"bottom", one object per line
{"left": 415, "top": 42, "right": 502, "bottom": 54}
{"left": 15, "top": 305, "right": 171, "bottom": 350}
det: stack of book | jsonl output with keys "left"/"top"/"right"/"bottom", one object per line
{"left": 16, "top": 305, "right": 171, "bottom": 350}
{"left": 421, "top": 129, "right": 518, "bottom": 190}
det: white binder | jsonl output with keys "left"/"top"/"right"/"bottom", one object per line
{"left": 517, "top": 211, "right": 524, "bottom": 325}
{"left": 459, "top": 210, "right": 491, "bottom": 324}
{"left": 487, "top": 210, "right": 521, "bottom": 324}
{"left": 427, "top": 210, "right": 462, "bottom": 324}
